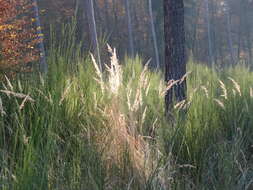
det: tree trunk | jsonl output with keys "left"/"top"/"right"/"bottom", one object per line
{"left": 204, "top": 0, "right": 214, "bottom": 66}
{"left": 85, "top": 0, "right": 102, "bottom": 71}
{"left": 33, "top": 0, "right": 47, "bottom": 73}
{"left": 148, "top": 0, "right": 160, "bottom": 69}
{"left": 164, "top": 0, "right": 187, "bottom": 112}
{"left": 192, "top": 1, "right": 201, "bottom": 62}
{"left": 237, "top": 4, "right": 242, "bottom": 61}
{"left": 224, "top": 0, "right": 235, "bottom": 65}
{"left": 125, "top": 0, "right": 134, "bottom": 57}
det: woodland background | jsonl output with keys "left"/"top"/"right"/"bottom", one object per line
{"left": 38, "top": 0, "right": 253, "bottom": 67}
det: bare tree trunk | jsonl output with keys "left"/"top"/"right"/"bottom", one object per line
{"left": 192, "top": 1, "right": 201, "bottom": 62}
{"left": 33, "top": 0, "right": 47, "bottom": 73}
{"left": 204, "top": 0, "right": 214, "bottom": 67}
{"left": 148, "top": 0, "right": 160, "bottom": 69}
{"left": 237, "top": 5, "right": 242, "bottom": 61}
{"left": 164, "top": 0, "right": 186, "bottom": 112}
{"left": 104, "top": 0, "right": 109, "bottom": 29}
{"left": 245, "top": 14, "right": 252, "bottom": 65}
{"left": 125, "top": 0, "right": 134, "bottom": 57}
{"left": 85, "top": 0, "right": 102, "bottom": 70}
{"left": 224, "top": 0, "right": 235, "bottom": 65}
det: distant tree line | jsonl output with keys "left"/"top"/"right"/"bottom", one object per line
{"left": 38, "top": 0, "right": 253, "bottom": 68}
{"left": 1, "top": 0, "right": 253, "bottom": 70}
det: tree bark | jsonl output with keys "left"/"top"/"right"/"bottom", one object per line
{"left": 33, "top": 0, "right": 47, "bottom": 73}
{"left": 164, "top": 0, "right": 187, "bottom": 112}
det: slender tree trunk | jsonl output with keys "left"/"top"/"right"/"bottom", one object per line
{"left": 192, "top": 1, "right": 201, "bottom": 61}
{"left": 164, "top": 0, "right": 187, "bottom": 112}
{"left": 85, "top": 0, "right": 102, "bottom": 70}
{"left": 148, "top": 0, "right": 160, "bottom": 69}
{"left": 245, "top": 13, "right": 252, "bottom": 65}
{"left": 125, "top": 0, "right": 134, "bottom": 57}
{"left": 104, "top": 0, "right": 109, "bottom": 30}
{"left": 210, "top": 0, "right": 217, "bottom": 65}
{"left": 224, "top": 0, "right": 235, "bottom": 65}
{"left": 237, "top": 13, "right": 242, "bottom": 60}
{"left": 33, "top": 0, "right": 47, "bottom": 73}
{"left": 204, "top": 0, "right": 214, "bottom": 66}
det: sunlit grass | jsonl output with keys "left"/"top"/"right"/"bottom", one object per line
{"left": 1, "top": 24, "right": 253, "bottom": 189}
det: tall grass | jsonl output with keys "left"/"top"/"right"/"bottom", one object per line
{"left": 0, "top": 24, "right": 253, "bottom": 189}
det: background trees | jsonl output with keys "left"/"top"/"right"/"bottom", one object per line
{"left": 36, "top": 0, "right": 253, "bottom": 67}
{"left": 1, "top": 0, "right": 253, "bottom": 70}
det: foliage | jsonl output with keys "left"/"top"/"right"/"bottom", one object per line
{"left": 0, "top": 0, "right": 39, "bottom": 74}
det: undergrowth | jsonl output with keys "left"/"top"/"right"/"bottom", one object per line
{"left": 0, "top": 24, "right": 253, "bottom": 190}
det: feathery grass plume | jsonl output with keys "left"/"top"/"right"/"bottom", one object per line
{"left": 90, "top": 48, "right": 156, "bottom": 185}
{"left": 179, "top": 71, "right": 192, "bottom": 84}
{"left": 100, "top": 102, "right": 152, "bottom": 184}
{"left": 214, "top": 98, "right": 225, "bottom": 110}
{"left": 162, "top": 71, "right": 191, "bottom": 98}
{"left": 174, "top": 99, "right": 186, "bottom": 110}
{"left": 201, "top": 85, "right": 209, "bottom": 98}
{"left": 250, "top": 87, "right": 253, "bottom": 98}
{"left": 218, "top": 80, "right": 227, "bottom": 99}
{"left": 59, "top": 80, "right": 72, "bottom": 105}
{"left": 0, "top": 97, "right": 6, "bottom": 116}
{"left": 106, "top": 45, "right": 122, "bottom": 95}
{"left": 132, "top": 63, "right": 149, "bottom": 112}
{"left": 162, "top": 79, "right": 180, "bottom": 97}
{"left": 91, "top": 53, "right": 104, "bottom": 93}
{"left": 228, "top": 77, "right": 241, "bottom": 96}
{"left": 158, "top": 80, "right": 165, "bottom": 97}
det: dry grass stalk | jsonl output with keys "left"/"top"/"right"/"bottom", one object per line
{"left": 218, "top": 80, "right": 227, "bottom": 99}
{"left": 106, "top": 45, "right": 122, "bottom": 95}
{"left": 91, "top": 46, "right": 156, "bottom": 184}
{"left": 250, "top": 87, "right": 253, "bottom": 98}
{"left": 19, "top": 95, "right": 31, "bottom": 110}
{"left": 100, "top": 103, "right": 153, "bottom": 183}
{"left": 162, "top": 72, "right": 191, "bottom": 97}
{"left": 59, "top": 80, "right": 72, "bottom": 105}
{"left": 4, "top": 75, "right": 13, "bottom": 91}
{"left": 228, "top": 77, "right": 241, "bottom": 96}
{"left": 179, "top": 71, "right": 191, "bottom": 84}
{"left": 161, "top": 80, "right": 179, "bottom": 97}
{"left": 201, "top": 85, "right": 209, "bottom": 98}
{"left": 91, "top": 53, "right": 104, "bottom": 93}
{"left": 214, "top": 98, "right": 225, "bottom": 110}
{"left": 0, "top": 90, "right": 34, "bottom": 102}
{"left": 174, "top": 99, "right": 186, "bottom": 110}
{"left": 0, "top": 97, "right": 6, "bottom": 116}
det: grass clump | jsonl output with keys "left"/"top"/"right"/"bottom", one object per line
{"left": 0, "top": 28, "right": 253, "bottom": 189}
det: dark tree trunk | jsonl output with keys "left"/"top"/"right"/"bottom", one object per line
{"left": 164, "top": 0, "right": 187, "bottom": 112}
